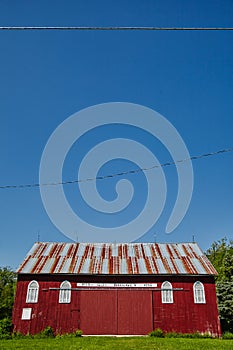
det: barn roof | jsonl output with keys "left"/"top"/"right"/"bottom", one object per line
{"left": 17, "top": 242, "right": 217, "bottom": 275}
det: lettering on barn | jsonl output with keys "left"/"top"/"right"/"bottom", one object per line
{"left": 12, "top": 242, "right": 221, "bottom": 336}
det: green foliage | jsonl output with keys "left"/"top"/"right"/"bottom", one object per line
{"left": 0, "top": 318, "right": 12, "bottom": 339}
{"left": 34, "top": 326, "right": 55, "bottom": 338}
{"left": 216, "top": 279, "right": 233, "bottom": 332}
{"left": 206, "top": 238, "right": 233, "bottom": 281}
{"left": 186, "top": 332, "right": 213, "bottom": 339}
{"left": 34, "top": 326, "right": 82, "bottom": 339}
{"left": 0, "top": 267, "right": 16, "bottom": 321}
{"left": 74, "top": 329, "right": 83, "bottom": 337}
{"left": 149, "top": 328, "right": 164, "bottom": 337}
{"left": 55, "top": 329, "right": 83, "bottom": 338}
{"left": 206, "top": 238, "right": 233, "bottom": 333}
{"left": 150, "top": 330, "right": 213, "bottom": 339}
{"left": 165, "top": 332, "right": 183, "bottom": 338}
{"left": 11, "top": 331, "right": 24, "bottom": 339}
{"left": 222, "top": 332, "right": 233, "bottom": 340}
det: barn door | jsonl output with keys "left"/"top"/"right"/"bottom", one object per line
{"left": 80, "top": 289, "right": 153, "bottom": 335}
{"left": 117, "top": 290, "right": 153, "bottom": 335}
{"left": 80, "top": 290, "right": 117, "bottom": 335}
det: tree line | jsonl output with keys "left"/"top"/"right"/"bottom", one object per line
{"left": 0, "top": 238, "right": 232, "bottom": 333}
{"left": 206, "top": 237, "right": 233, "bottom": 332}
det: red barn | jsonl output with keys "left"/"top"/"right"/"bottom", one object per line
{"left": 12, "top": 242, "right": 221, "bottom": 336}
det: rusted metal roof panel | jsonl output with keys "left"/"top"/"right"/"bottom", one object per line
{"left": 165, "top": 257, "right": 177, "bottom": 274}
{"left": 137, "top": 258, "right": 148, "bottom": 274}
{"left": 120, "top": 258, "right": 128, "bottom": 274}
{"left": 53, "top": 256, "right": 64, "bottom": 273}
{"left": 17, "top": 242, "right": 217, "bottom": 275}
{"left": 156, "top": 259, "right": 168, "bottom": 274}
{"left": 110, "top": 245, "right": 117, "bottom": 257}
{"left": 190, "top": 258, "right": 209, "bottom": 275}
{"left": 143, "top": 244, "right": 152, "bottom": 257}
{"left": 175, "top": 244, "right": 187, "bottom": 257}
{"left": 173, "top": 258, "right": 188, "bottom": 274}
{"left": 40, "top": 257, "right": 56, "bottom": 274}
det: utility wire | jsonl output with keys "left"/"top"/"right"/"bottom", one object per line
{"left": 0, "top": 26, "right": 233, "bottom": 31}
{"left": 0, "top": 147, "right": 233, "bottom": 189}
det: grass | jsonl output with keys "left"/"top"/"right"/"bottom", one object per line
{"left": 0, "top": 337, "right": 233, "bottom": 350}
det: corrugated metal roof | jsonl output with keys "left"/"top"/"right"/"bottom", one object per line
{"left": 17, "top": 242, "right": 217, "bottom": 275}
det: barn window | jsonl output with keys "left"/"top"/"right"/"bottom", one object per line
{"left": 21, "top": 308, "right": 32, "bottom": 320}
{"left": 161, "top": 281, "right": 173, "bottom": 303}
{"left": 193, "top": 281, "right": 206, "bottom": 303}
{"left": 59, "top": 281, "right": 71, "bottom": 303}
{"left": 26, "top": 280, "right": 39, "bottom": 303}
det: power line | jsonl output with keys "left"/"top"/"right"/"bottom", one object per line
{"left": 0, "top": 26, "right": 233, "bottom": 31}
{"left": 1, "top": 146, "right": 233, "bottom": 190}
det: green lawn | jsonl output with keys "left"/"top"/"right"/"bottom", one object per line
{"left": 0, "top": 337, "right": 233, "bottom": 350}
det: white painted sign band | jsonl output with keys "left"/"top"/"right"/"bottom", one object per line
{"left": 77, "top": 283, "right": 157, "bottom": 288}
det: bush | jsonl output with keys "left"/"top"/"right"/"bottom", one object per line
{"left": 0, "top": 317, "right": 12, "bottom": 339}
{"left": 222, "top": 331, "right": 233, "bottom": 339}
{"left": 167, "top": 331, "right": 213, "bottom": 339}
{"left": 149, "top": 329, "right": 215, "bottom": 339}
{"left": 149, "top": 328, "right": 164, "bottom": 337}
{"left": 55, "top": 333, "right": 72, "bottom": 339}
{"left": 165, "top": 332, "right": 182, "bottom": 338}
{"left": 35, "top": 326, "right": 55, "bottom": 338}
{"left": 199, "top": 332, "right": 213, "bottom": 339}
{"left": 74, "top": 329, "right": 83, "bottom": 337}
{"left": 11, "top": 331, "right": 24, "bottom": 339}
{"left": 55, "top": 329, "right": 83, "bottom": 338}
{"left": 182, "top": 332, "right": 202, "bottom": 338}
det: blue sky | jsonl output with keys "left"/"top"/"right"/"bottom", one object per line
{"left": 0, "top": 0, "right": 233, "bottom": 268}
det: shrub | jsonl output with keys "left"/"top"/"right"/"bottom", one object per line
{"left": 55, "top": 333, "right": 72, "bottom": 339}
{"left": 0, "top": 317, "right": 12, "bottom": 339}
{"left": 35, "top": 326, "right": 55, "bottom": 338}
{"left": 149, "top": 328, "right": 164, "bottom": 337}
{"left": 74, "top": 329, "right": 83, "bottom": 337}
{"left": 55, "top": 329, "right": 83, "bottom": 338}
{"left": 222, "top": 331, "right": 233, "bottom": 339}
{"left": 174, "top": 331, "right": 213, "bottom": 339}
{"left": 11, "top": 331, "right": 24, "bottom": 339}
{"left": 199, "top": 332, "right": 213, "bottom": 339}
{"left": 149, "top": 329, "right": 214, "bottom": 339}
{"left": 182, "top": 332, "right": 201, "bottom": 338}
{"left": 165, "top": 332, "right": 182, "bottom": 338}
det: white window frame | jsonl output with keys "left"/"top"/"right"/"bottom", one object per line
{"left": 21, "top": 308, "right": 32, "bottom": 320}
{"left": 193, "top": 281, "right": 206, "bottom": 304}
{"left": 59, "top": 281, "right": 71, "bottom": 303}
{"left": 26, "top": 280, "right": 39, "bottom": 303}
{"left": 161, "top": 281, "right": 173, "bottom": 303}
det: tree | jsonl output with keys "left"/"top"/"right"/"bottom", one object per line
{"left": 216, "top": 278, "right": 233, "bottom": 332}
{"left": 0, "top": 267, "right": 16, "bottom": 320}
{"left": 206, "top": 238, "right": 233, "bottom": 332}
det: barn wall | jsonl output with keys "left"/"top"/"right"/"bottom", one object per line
{"left": 12, "top": 277, "right": 81, "bottom": 335}
{"left": 12, "top": 274, "right": 221, "bottom": 336}
{"left": 152, "top": 279, "right": 221, "bottom": 335}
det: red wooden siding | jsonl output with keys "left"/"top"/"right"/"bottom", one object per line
{"left": 12, "top": 278, "right": 81, "bottom": 335}
{"left": 80, "top": 290, "right": 117, "bottom": 334}
{"left": 152, "top": 280, "right": 220, "bottom": 335}
{"left": 79, "top": 290, "right": 153, "bottom": 335}
{"left": 117, "top": 291, "right": 152, "bottom": 335}
{"left": 12, "top": 275, "right": 221, "bottom": 336}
